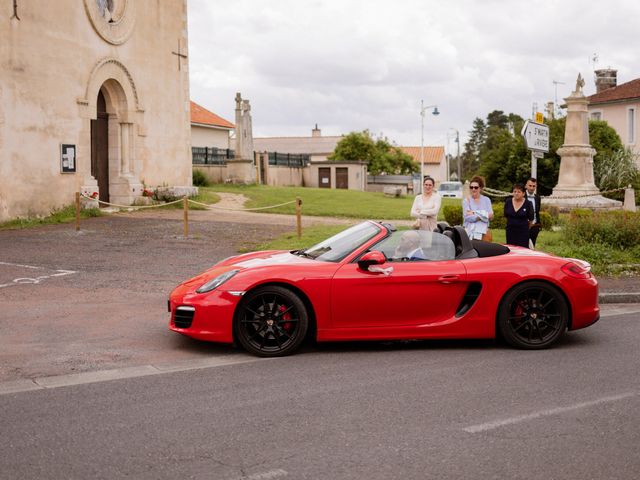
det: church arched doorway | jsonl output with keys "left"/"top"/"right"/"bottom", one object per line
{"left": 91, "top": 89, "right": 109, "bottom": 203}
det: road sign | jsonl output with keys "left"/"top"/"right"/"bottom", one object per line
{"left": 521, "top": 120, "right": 549, "bottom": 152}
{"left": 535, "top": 112, "right": 544, "bottom": 123}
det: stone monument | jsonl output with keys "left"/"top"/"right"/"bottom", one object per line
{"left": 544, "top": 74, "right": 622, "bottom": 211}
{"left": 226, "top": 92, "right": 256, "bottom": 183}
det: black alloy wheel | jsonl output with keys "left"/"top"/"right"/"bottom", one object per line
{"left": 498, "top": 281, "right": 569, "bottom": 349}
{"left": 235, "top": 286, "right": 308, "bottom": 357}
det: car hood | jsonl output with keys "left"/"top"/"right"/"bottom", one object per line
{"left": 176, "top": 251, "right": 320, "bottom": 291}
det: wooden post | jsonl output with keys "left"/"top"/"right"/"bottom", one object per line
{"left": 75, "top": 191, "right": 81, "bottom": 231}
{"left": 183, "top": 196, "right": 189, "bottom": 238}
{"left": 296, "top": 197, "right": 302, "bottom": 239}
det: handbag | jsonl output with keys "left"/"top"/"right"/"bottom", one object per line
{"left": 481, "top": 229, "right": 493, "bottom": 242}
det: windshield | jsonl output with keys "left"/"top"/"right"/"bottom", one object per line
{"left": 372, "top": 230, "right": 456, "bottom": 262}
{"left": 438, "top": 182, "right": 462, "bottom": 192}
{"left": 298, "top": 222, "right": 381, "bottom": 262}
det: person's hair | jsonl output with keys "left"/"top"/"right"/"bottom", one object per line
{"left": 469, "top": 175, "right": 485, "bottom": 189}
{"left": 512, "top": 182, "right": 526, "bottom": 193}
{"left": 423, "top": 176, "right": 435, "bottom": 186}
{"left": 527, "top": 177, "right": 537, "bottom": 184}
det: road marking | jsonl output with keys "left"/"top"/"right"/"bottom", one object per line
{"left": 0, "top": 261, "right": 76, "bottom": 288}
{"left": 463, "top": 391, "right": 639, "bottom": 433}
{"left": 600, "top": 304, "right": 640, "bottom": 317}
{"left": 0, "top": 355, "right": 269, "bottom": 396}
{"left": 242, "top": 470, "right": 288, "bottom": 480}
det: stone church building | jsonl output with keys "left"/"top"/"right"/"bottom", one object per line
{"left": 0, "top": 0, "right": 193, "bottom": 221}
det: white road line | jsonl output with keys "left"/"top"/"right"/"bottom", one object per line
{"left": 0, "top": 355, "right": 269, "bottom": 396}
{"left": 463, "top": 391, "right": 639, "bottom": 433}
{"left": 0, "top": 261, "right": 76, "bottom": 288}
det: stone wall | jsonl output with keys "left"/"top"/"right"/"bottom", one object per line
{"left": 0, "top": 1, "right": 192, "bottom": 221}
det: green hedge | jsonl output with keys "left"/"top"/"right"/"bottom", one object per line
{"left": 564, "top": 210, "right": 640, "bottom": 249}
{"left": 443, "top": 205, "right": 463, "bottom": 226}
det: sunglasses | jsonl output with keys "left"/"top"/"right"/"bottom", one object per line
{"left": 469, "top": 186, "right": 480, "bottom": 190}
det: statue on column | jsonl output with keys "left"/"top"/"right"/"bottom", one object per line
{"left": 234, "top": 92, "right": 254, "bottom": 161}
{"left": 545, "top": 74, "right": 621, "bottom": 211}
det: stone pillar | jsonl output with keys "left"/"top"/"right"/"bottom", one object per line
{"left": 228, "top": 92, "right": 255, "bottom": 183}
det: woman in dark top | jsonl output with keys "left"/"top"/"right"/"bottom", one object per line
{"left": 504, "top": 183, "right": 534, "bottom": 248}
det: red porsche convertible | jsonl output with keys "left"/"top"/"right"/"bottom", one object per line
{"left": 169, "top": 221, "right": 599, "bottom": 357}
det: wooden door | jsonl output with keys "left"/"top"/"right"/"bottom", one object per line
{"left": 91, "top": 90, "right": 109, "bottom": 203}
{"left": 336, "top": 167, "right": 348, "bottom": 189}
{"left": 319, "top": 167, "right": 331, "bottom": 188}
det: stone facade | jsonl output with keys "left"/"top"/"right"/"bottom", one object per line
{"left": 0, "top": 0, "right": 194, "bottom": 221}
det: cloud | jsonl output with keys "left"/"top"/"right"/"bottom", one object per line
{"left": 188, "top": 0, "right": 640, "bottom": 148}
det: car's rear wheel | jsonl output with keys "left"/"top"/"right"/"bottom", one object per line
{"left": 235, "top": 286, "right": 308, "bottom": 357}
{"left": 498, "top": 281, "right": 568, "bottom": 349}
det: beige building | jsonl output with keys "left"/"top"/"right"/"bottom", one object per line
{"left": 190, "top": 100, "right": 234, "bottom": 150}
{"left": 253, "top": 125, "right": 342, "bottom": 162}
{"left": 398, "top": 146, "right": 447, "bottom": 182}
{"left": 587, "top": 69, "right": 640, "bottom": 166}
{"left": 1, "top": 1, "right": 193, "bottom": 221}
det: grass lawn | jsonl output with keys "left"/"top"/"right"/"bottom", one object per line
{"left": 201, "top": 184, "right": 460, "bottom": 220}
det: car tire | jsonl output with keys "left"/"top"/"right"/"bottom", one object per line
{"left": 235, "top": 285, "right": 308, "bottom": 357}
{"left": 497, "top": 281, "right": 568, "bottom": 349}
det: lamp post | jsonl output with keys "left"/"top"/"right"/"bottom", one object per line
{"left": 446, "top": 128, "right": 460, "bottom": 182}
{"left": 420, "top": 100, "right": 439, "bottom": 193}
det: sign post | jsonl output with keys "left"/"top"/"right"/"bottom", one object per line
{"left": 521, "top": 119, "right": 549, "bottom": 178}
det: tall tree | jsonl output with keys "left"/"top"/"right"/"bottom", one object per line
{"left": 329, "top": 130, "right": 418, "bottom": 175}
{"left": 459, "top": 118, "right": 486, "bottom": 180}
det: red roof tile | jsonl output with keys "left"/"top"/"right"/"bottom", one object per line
{"left": 588, "top": 78, "right": 640, "bottom": 105}
{"left": 399, "top": 146, "right": 445, "bottom": 164}
{"left": 190, "top": 101, "right": 235, "bottom": 129}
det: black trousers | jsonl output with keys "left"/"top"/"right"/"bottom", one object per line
{"left": 529, "top": 225, "right": 541, "bottom": 246}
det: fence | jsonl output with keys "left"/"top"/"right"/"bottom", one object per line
{"left": 192, "top": 147, "right": 235, "bottom": 165}
{"left": 268, "top": 152, "right": 309, "bottom": 168}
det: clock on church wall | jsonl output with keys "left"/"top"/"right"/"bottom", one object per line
{"left": 84, "top": 0, "right": 136, "bottom": 45}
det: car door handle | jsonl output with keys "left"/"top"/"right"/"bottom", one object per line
{"left": 368, "top": 266, "right": 394, "bottom": 276}
{"left": 438, "top": 274, "right": 460, "bottom": 284}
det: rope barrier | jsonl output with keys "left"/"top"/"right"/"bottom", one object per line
{"left": 80, "top": 193, "right": 183, "bottom": 209}
{"left": 187, "top": 198, "right": 297, "bottom": 211}
{"left": 482, "top": 187, "right": 626, "bottom": 200}
{"left": 77, "top": 193, "right": 304, "bottom": 239}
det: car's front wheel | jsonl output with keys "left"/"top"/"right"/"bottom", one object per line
{"left": 498, "top": 281, "right": 569, "bottom": 349}
{"left": 235, "top": 286, "right": 308, "bottom": 357}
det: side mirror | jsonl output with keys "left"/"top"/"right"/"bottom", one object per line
{"left": 357, "top": 250, "right": 386, "bottom": 270}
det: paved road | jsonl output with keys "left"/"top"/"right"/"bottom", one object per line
{"left": 1, "top": 306, "right": 639, "bottom": 479}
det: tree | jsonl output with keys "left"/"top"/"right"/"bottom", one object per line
{"left": 459, "top": 118, "right": 486, "bottom": 179}
{"left": 329, "top": 130, "right": 418, "bottom": 175}
{"left": 461, "top": 111, "right": 626, "bottom": 196}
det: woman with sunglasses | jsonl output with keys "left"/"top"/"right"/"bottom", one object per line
{"left": 504, "top": 182, "right": 534, "bottom": 248}
{"left": 410, "top": 176, "right": 441, "bottom": 231}
{"left": 462, "top": 175, "right": 494, "bottom": 240}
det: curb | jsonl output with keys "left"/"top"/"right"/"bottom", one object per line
{"left": 599, "top": 292, "right": 640, "bottom": 304}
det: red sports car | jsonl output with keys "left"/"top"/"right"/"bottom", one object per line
{"left": 169, "top": 221, "right": 599, "bottom": 357}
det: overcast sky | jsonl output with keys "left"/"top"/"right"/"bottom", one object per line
{"left": 187, "top": 0, "right": 640, "bottom": 153}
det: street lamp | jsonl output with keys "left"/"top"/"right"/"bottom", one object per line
{"left": 420, "top": 100, "right": 439, "bottom": 193}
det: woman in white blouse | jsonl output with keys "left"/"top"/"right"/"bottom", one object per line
{"left": 410, "top": 176, "right": 442, "bottom": 231}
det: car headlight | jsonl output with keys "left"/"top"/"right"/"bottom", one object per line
{"left": 196, "top": 269, "right": 240, "bottom": 293}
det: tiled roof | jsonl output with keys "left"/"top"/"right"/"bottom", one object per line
{"left": 588, "top": 78, "right": 640, "bottom": 105}
{"left": 253, "top": 136, "right": 343, "bottom": 155}
{"left": 190, "top": 101, "right": 235, "bottom": 129}
{"left": 399, "top": 146, "right": 445, "bottom": 164}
